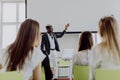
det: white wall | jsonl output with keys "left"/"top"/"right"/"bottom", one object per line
{"left": 58, "top": 34, "right": 79, "bottom": 53}
{"left": 27, "top": 0, "right": 120, "bottom": 32}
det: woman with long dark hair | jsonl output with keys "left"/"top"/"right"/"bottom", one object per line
{"left": 0, "top": 19, "right": 45, "bottom": 80}
{"left": 73, "top": 31, "right": 93, "bottom": 66}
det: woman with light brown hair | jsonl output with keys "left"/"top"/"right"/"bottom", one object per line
{"left": 90, "top": 16, "right": 120, "bottom": 80}
{"left": 0, "top": 19, "right": 45, "bottom": 80}
{"left": 73, "top": 31, "right": 93, "bottom": 66}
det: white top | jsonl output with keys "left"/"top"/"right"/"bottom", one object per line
{"left": 0, "top": 47, "right": 45, "bottom": 80}
{"left": 73, "top": 50, "right": 92, "bottom": 66}
{"left": 47, "top": 33, "right": 55, "bottom": 49}
{"left": 90, "top": 45, "right": 120, "bottom": 80}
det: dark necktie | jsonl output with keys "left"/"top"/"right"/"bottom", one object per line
{"left": 50, "top": 33, "right": 54, "bottom": 39}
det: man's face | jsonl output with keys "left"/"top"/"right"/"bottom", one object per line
{"left": 48, "top": 26, "right": 53, "bottom": 33}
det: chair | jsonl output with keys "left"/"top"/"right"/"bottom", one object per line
{"left": 73, "top": 65, "right": 89, "bottom": 80}
{"left": 59, "top": 59, "right": 70, "bottom": 67}
{"left": 95, "top": 69, "right": 120, "bottom": 80}
{"left": 0, "top": 71, "right": 23, "bottom": 80}
{"left": 58, "top": 59, "right": 71, "bottom": 79}
{"left": 60, "top": 49, "right": 74, "bottom": 80}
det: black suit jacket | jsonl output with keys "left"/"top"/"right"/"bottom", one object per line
{"left": 41, "top": 30, "right": 66, "bottom": 55}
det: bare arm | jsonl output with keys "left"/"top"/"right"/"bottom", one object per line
{"left": 55, "top": 23, "right": 70, "bottom": 38}
{"left": 64, "top": 23, "right": 70, "bottom": 31}
{"left": 0, "top": 64, "right": 2, "bottom": 69}
{"left": 33, "top": 63, "right": 41, "bottom": 80}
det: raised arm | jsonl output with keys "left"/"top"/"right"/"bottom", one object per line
{"left": 56, "top": 23, "right": 70, "bottom": 38}
{"left": 33, "top": 63, "right": 41, "bottom": 80}
{"left": 65, "top": 23, "right": 70, "bottom": 31}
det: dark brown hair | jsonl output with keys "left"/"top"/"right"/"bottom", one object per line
{"left": 78, "top": 31, "right": 93, "bottom": 51}
{"left": 6, "top": 19, "right": 39, "bottom": 71}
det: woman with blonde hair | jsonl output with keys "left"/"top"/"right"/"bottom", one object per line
{"left": 0, "top": 19, "right": 45, "bottom": 80}
{"left": 73, "top": 31, "right": 93, "bottom": 66}
{"left": 90, "top": 16, "right": 120, "bottom": 80}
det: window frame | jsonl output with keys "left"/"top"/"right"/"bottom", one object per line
{"left": 0, "top": 1, "right": 25, "bottom": 49}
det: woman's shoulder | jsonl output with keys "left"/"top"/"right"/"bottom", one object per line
{"left": 92, "top": 43, "right": 104, "bottom": 52}
{"left": 73, "top": 50, "right": 88, "bottom": 58}
{"left": 25, "top": 47, "right": 45, "bottom": 64}
{"left": 0, "top": 47, "right": 9, "bottom": 69}
{"left": 91, "top": 42, "right": 106, "bottom": 58}
{"left": 73, "top": 53, "right": 78, "bottom": 58}
{"left": 0, "top": 48, "right": 6, "bottom": 62}
{"left": 0, "top": 47, "right": 9, "bottom": 57}
{"left": 23, "top": 47, "right": 45, "bottom": 70}
{"left": 32, "top": 47, "right": 45, "bottom": 62}
{"left": 78, "top": 50, "right": 90, "bottom": 55}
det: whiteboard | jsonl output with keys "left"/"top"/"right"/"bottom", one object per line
{"left": 27, "top": 0, "right": 120, "bottom": 32}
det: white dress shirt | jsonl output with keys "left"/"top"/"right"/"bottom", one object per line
{"left": 47, "top": 33, "right": 55, "bottom": 49}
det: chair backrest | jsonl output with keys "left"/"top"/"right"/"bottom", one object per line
{"left": 59, "top": 59, "right": 70, "bottom": 67}
{"left": 0, "top": 71, "right": 23, "bottom": 80}
{"left": 95, "top": 69, "right": 120, "bottom": 80}
{"left": 73, "top": 65, "right": 89, "bottom": 80}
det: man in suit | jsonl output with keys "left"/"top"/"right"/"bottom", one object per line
{"left": 41, "top": 23, "right": 69, "bottom": 80}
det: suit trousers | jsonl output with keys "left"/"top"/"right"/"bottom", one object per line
{"left": 42, "top": 55, "right": 53, "bottom": 80}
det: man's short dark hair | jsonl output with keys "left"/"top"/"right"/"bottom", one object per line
{"left": 46, "top": 25, "right": 52, "bottom": 30}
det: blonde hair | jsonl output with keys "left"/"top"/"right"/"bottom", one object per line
{"left": 99, "top": 16, "right": 120, "bottom": 63}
